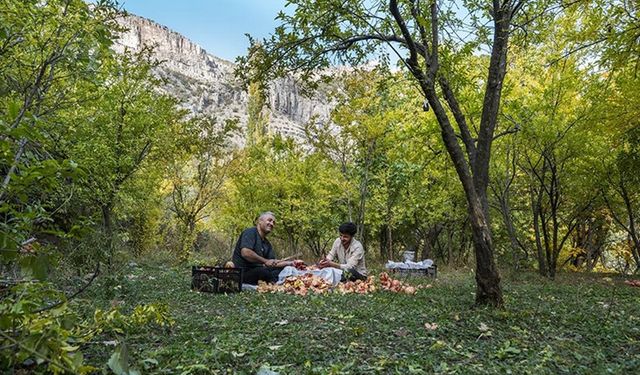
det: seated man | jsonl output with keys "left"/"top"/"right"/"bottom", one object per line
{"left": 232, "top": 211, "right": 298, "bottom": 285}
{"left": 319, "top": 222, "right": 367, "bottom": 281}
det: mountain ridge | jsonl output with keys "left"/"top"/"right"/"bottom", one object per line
{"left": 114, "top": 13, "right": 332, "bottom": 143}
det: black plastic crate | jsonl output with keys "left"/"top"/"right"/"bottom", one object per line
{"left": 390, "top": 265, "right": 437, "bottom": 278}
{"left": 191, "top": 266, "right": 243, "bottom": 293}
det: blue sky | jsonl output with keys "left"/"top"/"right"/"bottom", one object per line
{"left": 120, "top": 0, "right": 288, "bottom": 61}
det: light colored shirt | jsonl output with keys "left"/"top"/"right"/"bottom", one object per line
{"left": 326, "top": 238, "right": 367, "bottom": 276}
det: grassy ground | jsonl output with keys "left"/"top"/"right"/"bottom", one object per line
{"left": 77, "top": 261, "right": 640, "bottom": 374}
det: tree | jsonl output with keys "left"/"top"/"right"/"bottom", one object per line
{"left": 499, "top": 44, "right": 599, "bottom": 277}
{"left": 598, "top": 67, "right": 640, "bottom": 272}
{"left": 166, "top": 117, "right": 239, "bottom": 259}
{"left": 58, "top": 48, "right": 185, "bottom": 264}
{"left": 238, "top": 0, "right": 545, "bottom": 305}
{"left": 218, "top": 136, "right": 346, "bottom": 257}
{"left": 321, "top": 69, "right": 458, "bottom": 261}
{"left": 327, "top": 69, "right": 394, "bottom": 250}
{"left": 0, "top": 0, "right": 119, "bottom": 269}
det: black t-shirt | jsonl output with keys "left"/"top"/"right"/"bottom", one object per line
{"left": 232, "top": 227, "right": 275, "bottom": 268}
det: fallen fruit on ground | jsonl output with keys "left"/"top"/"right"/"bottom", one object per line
{"left": 257, "top": 272, "right": 421, "bottom": 295}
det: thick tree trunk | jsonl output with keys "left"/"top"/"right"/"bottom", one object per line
{"left": 469, "top": 204, "right": 503, "bottom": 306}
{"left": 472, "top": 7, "right": 512, "bottom": 225}
{"left": 388, "top": 0, "right": 517, "bottom": 306}
{"left": 421, "top": 80, "right": 503, "bottom": 305}
{"left": 422, "top": 88, "right": 503, "bottom": 306}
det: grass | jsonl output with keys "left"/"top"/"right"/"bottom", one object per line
{"left": 76, "top": 261, "right": 640, "bottom": 374}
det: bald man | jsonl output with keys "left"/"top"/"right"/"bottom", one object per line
{"left": 232, "top": 212, "right": 299, "bottom": 285}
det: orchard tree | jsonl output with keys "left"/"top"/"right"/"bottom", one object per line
{"left": 0, "top": 0, "right": 119, "bottom": 260}
{"left": 239, "top": 0, "right": 547, "bottom": 305}
{"left": 597, "top": 66, "right": 640, "bottom": 272}
{"left": 59, "top": 48, "right": 185, "bottom": 264}
{"left": 166, "top": 117, "right": 239, "bottom": 259}
{"left": 218, "top": 137, "right": 346, "bottom": 257}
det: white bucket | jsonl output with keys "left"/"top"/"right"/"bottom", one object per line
{"left": 402, "top": 251, "right": 415, "bottom": 262}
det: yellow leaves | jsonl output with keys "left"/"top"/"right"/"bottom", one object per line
{"left": 429, "top": 340, "right": 447, "bottom": 351}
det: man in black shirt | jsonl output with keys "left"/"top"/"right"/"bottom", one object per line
{"left": 232, "top": 211, "right": 298, "bottom": 284}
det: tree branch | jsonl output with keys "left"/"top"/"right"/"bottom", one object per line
{"left": 34, "top": 261, "right": 100, "bottom": 314}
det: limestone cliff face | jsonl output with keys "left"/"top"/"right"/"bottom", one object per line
{"left": 115, "top": 14, "right": 332, "bottom": 143}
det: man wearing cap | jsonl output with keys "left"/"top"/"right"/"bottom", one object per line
{"left": 319, "top": 222, "right": 368, "bottom": 281}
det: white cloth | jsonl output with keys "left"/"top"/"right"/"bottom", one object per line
{"left": 277, "top": 266, "right": 343, "bottom": 286}
{"left": 242, "top": 283, "right": 258, "bottom": 291}
{"left": 385, "top": 259, "right": 434, "bottom": 270}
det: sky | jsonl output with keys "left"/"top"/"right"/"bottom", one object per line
{"left": 119, "top": 0, "right": 289, "bottom": 62}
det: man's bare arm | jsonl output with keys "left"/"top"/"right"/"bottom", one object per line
{"left": 240, "top": 248, "right": 272, "bottom": 265}
{"left": 240, "top": 248, "right": 294, "bottom": 267}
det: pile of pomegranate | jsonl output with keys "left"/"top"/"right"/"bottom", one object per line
{"left": 257, "top": 271, "right": 425, "bottom": 295}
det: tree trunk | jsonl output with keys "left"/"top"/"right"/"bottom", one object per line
{"left": 101, "top": 203, "right": 114, "bottom": 267}
{"left": 620, "top": 179, "right": 640, "bottom": 270}
{"left": 498, "top": 193, "right": 526, "bottom": 269}
{"left": 469, "top": 205, "right": 503, "bottom": 306}
{"left": 424, "top": 86, "right": 503, "bottom": 306}
{"left": 419, "top": 4, "right": 512, "bottom": 306}
{"left": 531, "top": 188, "right": 547, "bottom": 276}
{"left": 447, "top": 225, "right": 454, "bottom": 265}
{"left": 379, "top": 224, "right": 389, "bottom": 260}
{"left": 386, "top": 224, "right": 393, "bottom": 260}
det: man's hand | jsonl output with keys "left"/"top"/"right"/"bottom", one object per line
{"left": 318, "top": 259, "right": 338, "bottom": 269}
{"left": 272, "top": 259, "right": 302, "bottom": 268}
{"left": 264, "top": 259, "right": 278, "bottom": 267}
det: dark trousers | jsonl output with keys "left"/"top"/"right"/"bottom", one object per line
{"left": 242, "top": 267, "right": 283, "bottom": 285}
{"left": 341, "top": 268, "right": 367, "bottom": 282}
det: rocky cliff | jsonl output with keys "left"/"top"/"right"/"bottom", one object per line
{"left": 115, "top": 14, "right": 332, "bottom": 143}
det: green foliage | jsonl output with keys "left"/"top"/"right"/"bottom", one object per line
{"left": 1, "top": 0, "right": 639, "bottom": 371}
{"left": 562, "top": 0, "right": 640, "bottom": 69}
{"left": 594, "top": 63, "right": 640, "bottom": 272}
{"left": 0, "top": 278, "right": 173, "bottom": 374}
{"left": 165, "top": 116, "right": 239, "bottom": 260}
{"left": 316, "top": 69, "right": 464, "bottom": 259}
{"left": 219, "top": 136, "right": 345, "bottom": 257}
{"left": 0, "top": 282, "right": 93, "bottom": 374}
{"left": 247, "top": 80, "right": 269, "bottom": 144}
{"left": 0, "top": 0, "right": 118, "bottom": 264}
{"left": 0, "top": 1, "right": 187, "bottom": 371}
{"left": 495, "top": 38, "right": 604, "bottom": 276}
{"left": 76, "top": 261, "right": 640, "bottom": 374}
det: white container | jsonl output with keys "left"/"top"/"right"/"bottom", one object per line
{"left": 402, "top": 251, "right": 415, "bottom": 262}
